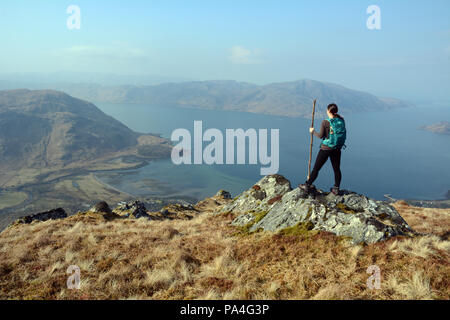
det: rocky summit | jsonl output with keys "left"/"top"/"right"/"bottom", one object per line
{"left": 219, "top": 174, "right": 416, "bottom": 244}
{"left": 114, "top": 200, "right": 151, "bottom": 219}
{"left": 9, "top": 174, "right": 417, "bottom": 244}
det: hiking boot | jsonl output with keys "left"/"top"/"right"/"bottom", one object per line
{"left": 330, "top": 187, "right": 340, "bottom": 195}
{"left": 298, "top": 183, "right": 315, "bottom": 192}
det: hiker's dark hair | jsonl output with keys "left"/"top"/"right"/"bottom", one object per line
{"left": 327, "top": 103, "right": 338, "bottom": 114}
{"left": 327, "top": 103, "right": 343, "bottom": 119}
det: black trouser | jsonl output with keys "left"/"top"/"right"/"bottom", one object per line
{"left": 307, "top": 148, "right": 342, "bottom": 188}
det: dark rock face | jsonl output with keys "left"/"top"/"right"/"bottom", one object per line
{"left": 220, "top": 175, "right": 416, "bottom": 244}
{"left": 114, "top": 201, "right": 150, "bottom": 219}
{"left": 15, "top": 208, "right": 67, "bottom": 224}
{"left": 216, "top": 190, "right": 232, "bottom": 199}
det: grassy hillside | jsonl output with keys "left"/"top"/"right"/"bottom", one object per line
{"left": 0, "top": 89, "right": 172, "bottom": 174}
{"left": 0, "top": 198, "right": 448, "bottom": 300}
{"left": 0, "top": 89, "right": 172, "bottom": 229}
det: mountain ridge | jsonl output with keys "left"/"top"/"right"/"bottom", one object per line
{"left": 0, "top": 89, "right": 173, "bottom": 228}
{"left": 9, "top": 79, "right": 412, "bottom": 118}
{"left": 0, "top": 88, "right": 172, "bottom": 188}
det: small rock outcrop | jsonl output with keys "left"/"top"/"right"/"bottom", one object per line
{"left": 89, "top": 201, "right": 120, "bottom": 221}
{"left": 220, "top": 175, "right": 416, "bottom": 244}
{"left": 14, "top": 208, "right": 67, "bottom": 225}
{"left": 216, "top": 190, "right": 232, "bottom": 199}
{"left": 114, "top": 201, "right": 151, "bottom": 219}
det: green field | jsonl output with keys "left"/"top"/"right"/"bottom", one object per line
{"left": 0, "top": 191, "right": 28, "bottom": 210}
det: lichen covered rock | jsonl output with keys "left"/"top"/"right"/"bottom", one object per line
{"left": 114, "top": 200, "right": 151, "bottom": 219}
{"left": 226, "top": 175, "right": 416, "bottom": 244}
{"left": 219, "top": 174, "right": 292, "bottom": 221}
{"left": 216, "top": 190, "right": 232, "bottom": 199}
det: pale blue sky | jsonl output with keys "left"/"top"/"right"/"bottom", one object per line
{"left": 0, "top": 0, "right": 449, "bottom": 101}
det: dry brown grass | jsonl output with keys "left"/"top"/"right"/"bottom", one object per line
{"left": 0, "top": 198, "right": 448, "bottom": 300}
{"left": 392, "top": 200, "right": 450, "bottom": 237}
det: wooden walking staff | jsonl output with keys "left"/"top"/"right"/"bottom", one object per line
{"left": 307, "top": 99, "right": 316, "bottom": 180}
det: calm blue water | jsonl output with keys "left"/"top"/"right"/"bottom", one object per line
{"left": 96, "top": 103, "right": 450, "bottom": 201}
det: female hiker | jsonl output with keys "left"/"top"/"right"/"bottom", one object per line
{"left": 299, "top": 103, "right": 346, "bottom": 195}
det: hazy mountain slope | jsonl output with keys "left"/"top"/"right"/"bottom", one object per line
{"left": 43, "top": 79, "right": 411, "bottom": 118}
{"left": 0, "top": 89, "right": 173, "bottom": 220}
{"left": 0, "top": 89, "right": 139, "bottom": 169}
{"left": 0, "top": 89, "right": 172, "bottom": 191}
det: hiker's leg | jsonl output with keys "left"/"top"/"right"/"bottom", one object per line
{"left": 307, "top": 149, "right": 329, "bottom": 185}
{"left": 329, "top": 149, "right": 342, "bottom": 188}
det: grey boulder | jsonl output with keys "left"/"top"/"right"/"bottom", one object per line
{"left": 222, "top": 174, "right": 415, "bottom": 244}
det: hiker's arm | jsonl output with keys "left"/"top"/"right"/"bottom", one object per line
{"left": 312, "top": 120, "right": 327, "bottom": 139}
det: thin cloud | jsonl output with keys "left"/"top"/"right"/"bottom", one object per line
{"left": 61, "top": 45, "right": 146, "bottom": 60}
{"left": 229, "top": 46, "right": 264, "bottom": 64}
{"left": 50, "top": 44, "right": 151, "bottom": 74}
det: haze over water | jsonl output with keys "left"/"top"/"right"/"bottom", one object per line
{"left": 95, "top": 103, "right": 450, "bottom": 201}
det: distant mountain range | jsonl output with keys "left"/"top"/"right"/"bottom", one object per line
{"left": 0, "top": 89, "right": 171, "bottom": 187}
{"left": 1, "top": 79, "right": 411, "bottom": 118}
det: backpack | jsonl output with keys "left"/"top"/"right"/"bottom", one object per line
{"left": 322, "top": 117, "right": 346, "bottom": 149}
